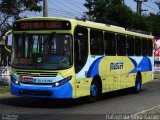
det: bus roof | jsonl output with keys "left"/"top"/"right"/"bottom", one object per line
{"left": 14, "top": 17, "right": 153, "bottom": 39}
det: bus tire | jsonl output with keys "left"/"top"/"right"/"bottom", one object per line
{"left": 88, "top": 77, "right": 102, "bottom": 102}
{"left": 133, "top": 73, "right": 142, "bottom": 93}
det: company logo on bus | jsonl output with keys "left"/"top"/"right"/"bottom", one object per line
{"left": 22, "top": 77, "right": 34, "bottom": 83}
{"left": 110, "top": 62, "right": 123, "bottom": 71}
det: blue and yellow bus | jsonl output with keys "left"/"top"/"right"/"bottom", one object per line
{"left": 10, "top": 17, "right": 154, "bottom": 101}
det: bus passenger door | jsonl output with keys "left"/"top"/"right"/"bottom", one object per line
{"left": 74, "top": 26, "right": 89, "bottom": 98}
{"left": 74, "top": 26, "right": 88, "bottom": 75}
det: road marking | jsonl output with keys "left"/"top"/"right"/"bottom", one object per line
{"left": 135, "top": 105, "right": 160, "bottom": 115}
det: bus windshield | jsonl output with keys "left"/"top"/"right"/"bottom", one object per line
{"left": 12, "top": 34, "right": 72, "bottom": 70}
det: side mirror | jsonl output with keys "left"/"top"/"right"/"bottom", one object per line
{"left": 3, "top": 30, "right": 12, "bottom": 54}
{"left": 0, "top": 30, "right": 12, "bottom": 46}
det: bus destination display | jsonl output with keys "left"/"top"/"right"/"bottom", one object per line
{"left": 13, "top": 21, "right": 71, "bottom": 30}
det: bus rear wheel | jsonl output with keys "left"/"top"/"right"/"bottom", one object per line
{"left": 133, "top": 74, "right": 142, "bottom": 93}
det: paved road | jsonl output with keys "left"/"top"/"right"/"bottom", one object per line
{"left": 0, "top": 79, "right": 160, "bottom": 120}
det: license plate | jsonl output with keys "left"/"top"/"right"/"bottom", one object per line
{"left": 22, "top": 77, "right": 34, "bottom": 82}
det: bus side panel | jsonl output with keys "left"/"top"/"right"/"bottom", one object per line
{"left": 142, "top": 71, "right": 153, "bottom": 84}
{"left": 121, "top": 57, "right": 137, "bottom": 88}
{"left": 75, "top": 78, "right": 92, "bottom": 98}
{"left": 74, "top": 55, "right": 103, "bottom": 98}
{"left": 99, "top": 56, "right": 135, "bottom": 92}
{"left": 120, "top": 73, "right": 136, "bottom": 89}
{"left": 75, "top": 56, "right": 153, "bottom": 98}
{"left": 99, "top": 56, "right": 153, "bottom": 93}
{"left": 129, "top": 57, "right": 153, "bottom": 84}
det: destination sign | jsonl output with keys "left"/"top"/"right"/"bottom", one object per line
{"left": 13, "top": 21, "right": 71, "bottom": 31}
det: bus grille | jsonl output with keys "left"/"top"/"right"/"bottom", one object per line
{"left": 20, "top": 82, "right": 54, "bottom": 86}
{"left": 16, "top": 70, "right": 58, "bottom": 77}
{"left": 19, "top": 90, "right": 52, "bottom": 96}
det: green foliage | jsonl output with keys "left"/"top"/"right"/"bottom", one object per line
{"left": 0, "top": 0, "right": 42, "bottom": 36}
{"left": 22, "top": 0, "right": 42, "bottom": 12}
{"left": 0, "top": 0, "right": 42, "bottom": 15}
{"left": 84, "top": 0, "right": 160, "bottom": 36}
{"left": 148, "top": 14, "right": 160, "bottom": 36}
{"left": 0, "top": 86, "right": 10, "bottom": 94}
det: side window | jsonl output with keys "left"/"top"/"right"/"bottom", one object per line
{"left": 74, "top": 26, "right": 88, "bottom": 73}
{"left": 142, "top": 38, "right": 148, "bottom": 56}
{"left": 116, "top": 34, "right": 126, "bottom": 56}
{"left": 90, "top": 29, "right": 104, "bottom": 55}
{"left": 147, "top": 39, "right": 153, "bottom": 56}
{"left": 135, "top": 37, "right": 141, "bottom": 56}
{"left": 104, "top": 32, "right": 116, "bottom": 56}
{"left": 127, "top": 36, "right": 135, "bottom": 56}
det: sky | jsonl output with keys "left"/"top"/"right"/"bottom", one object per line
{"left": 26, "top": 0, "right": 160, "bottom": 18}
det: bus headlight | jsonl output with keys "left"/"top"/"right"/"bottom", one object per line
{"left": 53, "top": 76, "right": 72, "bottom": 87}
{"left": 11, "top": 74, "right": 20, "bottom": 85}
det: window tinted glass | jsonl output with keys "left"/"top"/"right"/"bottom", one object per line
{"left": 147, "top": 39, "right": 153, "bottom": 56}
{"left": 117, "top": 34, "right": 126, "bottom": 56}
{"left": 127, "top": 36, "right": 135, "bottom": 56}
{"left": 90, "top": 29, "right": 104, "bottom": 55}
{"left": 104, "top": 32, "right": 116, "bottom": 56}
{"left": 135, "top": 37, "right": 141, "bottom": 56}
{"left": 142, "top": 38, "right": 148, "bottom": 56}
{"left": 74, "top": 26, "right": 88, "bottom": 73}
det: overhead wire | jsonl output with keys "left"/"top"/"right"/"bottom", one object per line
{"left": 149, "top": 0, "right": 156, "bottom": 4}
{"left": 150, "top": 0, "right": 160, "bottom": 10}
{"left": 48, "top": 8, "right": 82, "bottom": 16}
{"left": 48, "top": 12, "right": 73, "bottom": 18}
{"left": 61, "top": 0, "right": 85, "bottom": 5}
{"left": 53, "top": 0, "right": 83, "bottom": 15}
{"left": 48, "top": 0, "right": 84, "bottom": 18}
{"left": 63, "top": 0, "right": 85, "bottom": 11}
{"left": 142, "top": 2, "right": 159, "bottom": 12}
{"left": 48, "top": 8, "right": 82, "bottom": 17}
{"left": 48, "top": 1, "right": 73, "bottom": 15}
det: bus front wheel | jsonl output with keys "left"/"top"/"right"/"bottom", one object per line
{"left": 88, "top": 80, "right": 99, "bottom": 102}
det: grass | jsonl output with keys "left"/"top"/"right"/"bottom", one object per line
{"left": 0, "top": 86, "right": 10, "bottom": 94}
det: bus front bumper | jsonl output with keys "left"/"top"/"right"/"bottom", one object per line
{"left": 11, "top": 81, "right": 73, "bottom": 99}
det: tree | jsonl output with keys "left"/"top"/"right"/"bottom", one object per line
{"left": 83, "top": 0, "right": 153, "bottom": 34}
{"left": 84, "top": 0, "right": 94, "bottom": 20}
{"left": 84, "top": 0, "right": 134, "bottom": 27}
{"left": 147, "top": 14, "right": 160, "bottom": 36}
{"left": 0, "top": 0, "right": 42, "bottom": 37}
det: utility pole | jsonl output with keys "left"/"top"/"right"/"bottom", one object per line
{"left": 43, "top": 0, "right": 48, "bottom": 17}
{"left": 134, "top": 0, "right": 148, "bottom": 15}
{"left": 122, "top": 0, "right": 125, "bottom": 5}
